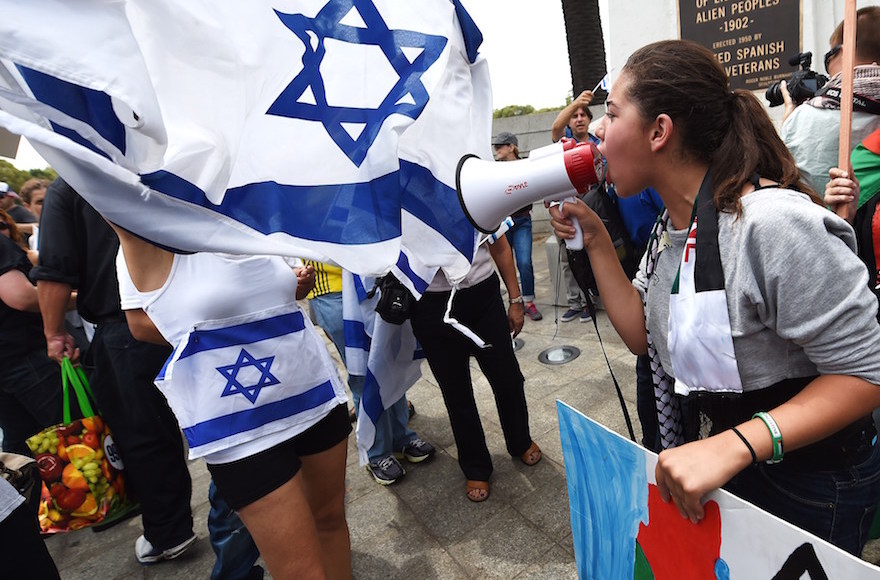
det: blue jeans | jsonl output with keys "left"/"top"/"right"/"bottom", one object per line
{"left": 308, "top": 293, "right": 350, "bottom": 380}
{"left": 208, "top": 481, "right": 261, "bottom": 580}
{"left": 725, "top": 440, "right": 880, "bottom": 555}
{"left": 309, "top": 292, "right": 416, "bottom": 462}
{"left": 349, "top": 384, "right": 416, "bottom": 462}
{"left": 505, "top": 215, "right": 535, "bottom": 301}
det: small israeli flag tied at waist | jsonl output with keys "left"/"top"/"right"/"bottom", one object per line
{"left": 0, "top": 0, "right": 486, "bottom": 288}
{"left": 157, "top": 303, "right": 346, "bottom": 459}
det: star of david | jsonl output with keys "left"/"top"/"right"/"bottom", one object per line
{"left": 268, "top": 0, "right": 447, "bottom": 166}
{"left": 216, "top": 349, "right": 280, "bottom": 404}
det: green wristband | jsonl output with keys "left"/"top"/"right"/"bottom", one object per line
{"left": 753, "top": 411, "right": 784, "bottom": 464}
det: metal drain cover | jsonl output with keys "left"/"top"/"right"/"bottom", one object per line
{"left": 538, "top": 345, "right": 580, "bottom": 365}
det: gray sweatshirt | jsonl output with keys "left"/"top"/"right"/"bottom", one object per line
{"left": 633, "top": 188, "right": 880, "bottom": 392}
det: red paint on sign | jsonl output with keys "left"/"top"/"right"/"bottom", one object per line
{"left": 636, "top": 484, "right": 722, "bottom": 580}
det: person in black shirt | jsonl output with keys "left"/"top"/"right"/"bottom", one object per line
{"left": 0, "top": 208, "right": 66, "bottom": 455}
{"left": 31, "top": 179, "right": 196, "bottom": 564}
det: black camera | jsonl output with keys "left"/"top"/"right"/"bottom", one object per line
{"left": 765, "top": 52, "right": 829, "bottom": 107}
{"left": 369, "top": 273, "right": 415, "bottom": 325}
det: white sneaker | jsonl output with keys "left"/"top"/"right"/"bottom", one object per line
{"left": 135, "top": 533, "right": 197, "bottom": 565}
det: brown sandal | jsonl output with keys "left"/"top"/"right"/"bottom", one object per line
{"left": 520, "top": 441, "right": 542, "bottom": 466}
{"left": 465, "top": 480, "right": 489, "bottom": 502}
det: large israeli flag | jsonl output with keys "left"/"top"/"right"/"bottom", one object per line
{"left": 342, "top": 270, "right": 424, "bottom": 464}
{"left": 0, "top": 0, "right": 488, "bottom": 287}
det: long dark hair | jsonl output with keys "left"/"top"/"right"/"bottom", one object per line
{"left": 621, "top": 40, "right": 819, "bottom": 212}
{"left": 0, "top": 208, "right": 25, "bottom": 249}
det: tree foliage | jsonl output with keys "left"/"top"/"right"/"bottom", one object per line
{"left": 0, "top": 160, "right": 57, "bottom": 192}
{"left": 493, "top": 104, "right": 535, "bottom": 119}
{"left": 493, "top": 104, "right": 564, "bottom": 119}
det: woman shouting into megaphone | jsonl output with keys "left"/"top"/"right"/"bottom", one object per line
{"left": 550, "top": 39, "right": 880, "bottom": 556}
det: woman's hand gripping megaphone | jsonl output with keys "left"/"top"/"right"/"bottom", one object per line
{"left": 548, "top": 197, "right": 584, "bottom": 250}
{"left": 547, "top": 198, "right": 601, "bottom": 251}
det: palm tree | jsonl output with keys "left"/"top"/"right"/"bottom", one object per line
{"left": 561, "top": 0, "right": 608, "bottom": 104}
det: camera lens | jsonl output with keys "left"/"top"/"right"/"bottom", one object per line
{"left": 765, "top": 82, "right": 784, "bottom": 107}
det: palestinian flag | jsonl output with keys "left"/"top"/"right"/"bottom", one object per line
{"left": 852, "top": 127, "right": 880, "bottom": 209}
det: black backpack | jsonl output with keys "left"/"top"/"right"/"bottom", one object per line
{"left": 582, "top": 184, "right": 639, "bottom": 279}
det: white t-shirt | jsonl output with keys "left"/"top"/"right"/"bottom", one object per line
{"left": 118, "top": 252, "right": 299, "bottom": 345}
{"left": 117, "top": 251, "right": 347, "bottom": 463}
{"left": 426, "top": 243, "right": 495, "bottom": 292}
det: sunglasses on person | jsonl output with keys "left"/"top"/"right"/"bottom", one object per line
{"left": 824, "top": 44, "right": 842, "bottom": 73}
{"left": 492, "top": 143, "right": 509, "bottom": 150}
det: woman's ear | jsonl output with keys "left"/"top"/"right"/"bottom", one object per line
{"left": 649, "top": 113, "right": 674, "bottom": 153}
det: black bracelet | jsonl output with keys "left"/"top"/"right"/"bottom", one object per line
{"left": 731, "top": 427, "right": 757, "bottom": 465}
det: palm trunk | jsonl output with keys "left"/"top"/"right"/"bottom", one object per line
{"left": 561, "top": 0, "right": 608, "bottom": 103}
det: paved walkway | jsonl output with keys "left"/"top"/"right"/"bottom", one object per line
{"left": 43, "top": 236, "right": 880, "bottom": 578}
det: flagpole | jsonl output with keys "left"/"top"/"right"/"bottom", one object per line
{"left": 837, "top": 0, "right": 858, "bottom": 219}
{"left": 591, "top": 68, "right": 614, "bottom": 94}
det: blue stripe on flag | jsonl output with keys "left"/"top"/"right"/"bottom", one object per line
{"left": 16, "top": 65, "right": 126, "bottom": 155}
{"left": 344, "top": 319, "right": 371, "bottom": 351}
{"left": 49, "top": 122, "right": 112, "bottom": 161}
{"left": 352, "top": 274, "right": 368, "bottom": 302}
{"left": 139, "top": 161, "right": 474, "bottom": 258}
{"left": 399, "top": 160, "right": 475, "bottom": 259}
{"left": 179, "top": 311, "right": 305, "bottom": 360}
{"left": 183, "top": 380, "right": 336, "bottom": 448}
{"left": 362, "top": 370, "right": 384, "bottom": 424}
{"left": 140, "top": 169, "right": 401, "bottom": 245}
{"left": 452, "top": 0, "right": 483, "bottom": 64}
{"left": 395, "top": 252, "right": 429, "bottom": 295}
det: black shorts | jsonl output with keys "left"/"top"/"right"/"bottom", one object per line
{"left": 207, "top": 404, "right": 351, "bottom": 510}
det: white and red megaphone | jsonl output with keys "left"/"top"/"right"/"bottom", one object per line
{"left": 456, "top": 139, "right": 605, "bottom": 250}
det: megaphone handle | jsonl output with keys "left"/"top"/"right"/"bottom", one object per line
{"left": 560, "top": 197, "right": 584, "bottom": 251}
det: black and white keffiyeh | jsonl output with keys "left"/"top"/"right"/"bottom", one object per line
{"left": 643, "top": 209, "right": 685, "bottom": 449}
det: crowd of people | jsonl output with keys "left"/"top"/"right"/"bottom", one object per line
{"left": 3, "top": 8, "right": 880, "bottom": 578}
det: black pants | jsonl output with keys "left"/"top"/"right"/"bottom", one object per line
{"left": 85, "top": 321, "right": 193, "bottom": 550}
{"left": 0, "top": 499, "right": 60, "bottom": 580}
{"left": 0, "top": 350, "right": 64, "bottom": 456}
{"left": 635, "top": 354, "right": 661, "bottom": 453}
{"left": 411, "top": 274, "right": 532, "bottom": 481}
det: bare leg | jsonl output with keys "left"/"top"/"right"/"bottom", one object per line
{"left": 300, "top": 439, "right": 351, "bottom": 580}
{"left": 236, "top": 474, "right": 325, "bottom": 579}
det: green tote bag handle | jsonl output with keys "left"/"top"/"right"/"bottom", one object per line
{"left": 61, "top": 357, "right": 97, "bottom": 425}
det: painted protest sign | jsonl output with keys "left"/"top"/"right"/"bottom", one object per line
{"left": 557, "top": 401, "right": 880, "bottom": 579}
